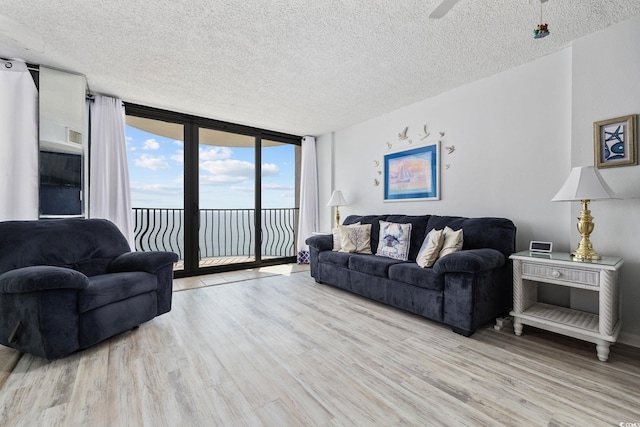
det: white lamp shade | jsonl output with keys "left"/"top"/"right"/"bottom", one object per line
{"left": 552, "top": 166, "right": 619, "bottom": 202}
{"left": 326, "top": 190, "right": 348, "bottom": 207}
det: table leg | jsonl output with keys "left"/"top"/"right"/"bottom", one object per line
{"left": 514, "top": 319, "right": 523, "bottom": 336}
{"left": 596, "top": 341, "right": 610, "bottom": 362}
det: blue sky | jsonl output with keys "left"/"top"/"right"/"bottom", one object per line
{"left": 126, "top": 125, "right": 296, "bottom": 209}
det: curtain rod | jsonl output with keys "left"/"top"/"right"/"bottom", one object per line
{"left": 1, "top": 57, "right": 39, "bottom": 71}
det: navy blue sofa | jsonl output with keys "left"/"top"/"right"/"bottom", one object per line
{"left": 306, "top": 214, "right": 516, "bottom": 336}
{"left": 0, "top": 219, "right": 178, "bottom": 359}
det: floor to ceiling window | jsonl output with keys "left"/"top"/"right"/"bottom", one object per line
{"left": 125, "top": 114, "right": 185, "bottom": 272}
{"left": 197, "top": 128, "right": 257, "bottom": 268}
{"left": 125, "top": 103, "right": 301, "bottom": 277}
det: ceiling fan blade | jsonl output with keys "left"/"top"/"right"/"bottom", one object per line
{"left": 0, "top": 14, "right": 44, "bottom": 53}
{"left": 429, "top": 0, "right": 461, "bottom": 19}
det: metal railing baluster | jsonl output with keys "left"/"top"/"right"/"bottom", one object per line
{"left": 132, "top": 207, "right": 298, "bottom": 264}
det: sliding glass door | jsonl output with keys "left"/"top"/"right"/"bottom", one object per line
{"left": 126, "top": 115, "right": 185, "bottom": 272}
{"left": 198, "top": 128, "right": 256, "bottom": 268}
{"left": 125, "top": 104, "right": 300, "bottom": 277}
{"left": 261, "top": 139, "right": 300, "bottom": 262}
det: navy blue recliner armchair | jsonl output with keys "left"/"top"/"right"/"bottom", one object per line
{"left": 0, "top": 218, "right": 178, "bottom": 359}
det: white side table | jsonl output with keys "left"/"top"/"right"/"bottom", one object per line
{"left": 509, "top": 251, "right": 623, "bottom": 362}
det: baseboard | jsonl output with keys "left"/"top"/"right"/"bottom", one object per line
{"left": 618, "top": 331, "right": 640, "bottom": 348}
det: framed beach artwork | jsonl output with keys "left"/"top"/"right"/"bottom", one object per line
{"left": 384, "top": 142, "right": 440, "bottom": 202}
{"left": 594, "top": 114, "right": 637, "bottom": 168}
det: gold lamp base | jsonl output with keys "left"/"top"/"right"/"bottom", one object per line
{"left": 334, "top": 206, "right": 341, "bottom": 229}
{"left": 570, "top": 199, "right": 601, "bottom": 261}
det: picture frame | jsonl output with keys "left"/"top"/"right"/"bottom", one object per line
{"left": 594, "top": 114, "right": 637, "bottom": 168}
{"left": 384, "top": 142, "right": 440, "bottom": 202}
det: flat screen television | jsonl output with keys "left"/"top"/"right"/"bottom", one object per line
{"left": 39, "top": 150, "right": 82, "bottom": 215}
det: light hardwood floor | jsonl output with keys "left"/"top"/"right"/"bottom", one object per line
{"left": 1, "top": 267, "right": 639, "bottom": 426}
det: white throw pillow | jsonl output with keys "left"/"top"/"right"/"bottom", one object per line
{"left": 416, "top": 228, "right": 444, "bottom": 268}
{"left": 332, "top": 222, "right": 361, "bottom": 251}
{"left": 439, "top": 226, "right": 464, "bottom": 258}
{"left": 376, "top": 220, "right": 412, "bottom": 261}
{"left": 338, "top": 224, "right": 372, "bottom": 254}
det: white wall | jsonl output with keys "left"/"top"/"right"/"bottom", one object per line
{"left": 318, "top": 47, "right": 573, "bottom": 253}
{"left": 316, "top": 16, "right": 640, "bottom": 342}
{"left": 571, "top": 16, "right": 640, "bottom": 341}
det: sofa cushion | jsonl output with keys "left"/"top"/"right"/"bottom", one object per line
{"left": 0, "top": 219, "right": 130, "bottom": 275}
{"left": 433, "top": 248, "right": 505, "bottom": 274}
{"left": 348, "top": 254, "right": 402, "bottom": 278}
{"left": 339, "top": 224, "right": 372, "bottom": 254}
{"left": 318, "top": 250, "right": 351, "bottom": 268}
{"left": 376, "top": 221, "right": 412, "bottom": 261}
{"left": 388, "top": 263, "right": 444, "bottom": 291}
{"left": 332, "top": 222, "right": 360, "bottom": 251}
{"left": 439, "top": 226, "right": 464, "bottom": 258}
{"left": 386, "top": 215, "right": 430, "bottom": 261}
{"left": 416, "top": 229, "right": 444, "bottom": 268}
{"left": 426, "top": 216, "right": 516, "bottom": 258}
{"left": 79, "top": 272, "right": 157, "bottom": 313}
{"left": 343, "top": 215, "right": 389, "bottom": 255}
{"left": 72, "top": 258, "right": 112, "bottom": 277}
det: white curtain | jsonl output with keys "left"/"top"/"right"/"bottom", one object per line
{"left": 296, "top": 135, "right": 319, "bottom": 263}
{"left": 89, "top": 94, "right": 134, "bottom": 246}
{"left": 0, "top": 59, "right": 39, "bottom": 221}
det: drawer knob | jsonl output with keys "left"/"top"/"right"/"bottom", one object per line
{"left": 551, "top": 270, "right": 561, "bottom": 278}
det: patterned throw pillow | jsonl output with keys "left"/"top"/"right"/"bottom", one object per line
{"left": 376, "top": 221, "right": 412, "bottom": 261}
{"left": 338, "top": 224, "right": 372, "bottom": 254}
{"left": 416, "top": 228, "right": 445, "bottom": 268}
{"left": 439, "top": 226, "right": 464, "bottom": 258}
{"left": 332, "top": 222, "right": 361, "bottom": 251}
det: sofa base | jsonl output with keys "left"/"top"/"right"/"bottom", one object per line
{"left": 452, "top": 326, "right": 473, "bottom": 337}
{"left": 316, "top": 262, "right": 446, "bottom": 325}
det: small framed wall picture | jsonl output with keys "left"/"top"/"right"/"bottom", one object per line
{"left": 383, "top": 142, "right": 440, "bottom": 202}
{"left": 594, "top": 114, "right": 637, "bottom": 168}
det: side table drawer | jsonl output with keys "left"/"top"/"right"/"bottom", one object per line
{"left": 522, "top": 262, "right": 599, "bottom": 288}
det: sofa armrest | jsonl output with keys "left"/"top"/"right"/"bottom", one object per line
{"left": 109, "top": 251, "right": 179, "bottom": 274}
{"left": 433, "top": 249, "right": 505, "bottom": 274}
{"left": 0, "top": 266, "right": 89, "bottom": 293}
{"left": 306, "top": 235, "right": 333, "bottom": 252}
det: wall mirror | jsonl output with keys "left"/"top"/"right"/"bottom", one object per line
{"left": 38, "top": 67, "right": 86, "bottom": 217}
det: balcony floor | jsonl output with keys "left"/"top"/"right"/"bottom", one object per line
{"left": 172, "top": 262, "right": 310, "bottom": 292}
{"left": 174, "top": 255, "right": 289, "bottom": 271}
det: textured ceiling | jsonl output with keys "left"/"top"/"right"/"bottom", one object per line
{"left": 2, "top": 1, "right": 640, "bottom": 136}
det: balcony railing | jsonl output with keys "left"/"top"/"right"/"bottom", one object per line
{"left": 132, "top": 207, "right": 298, "bottom": 262}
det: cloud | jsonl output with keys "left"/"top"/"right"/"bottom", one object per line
{"left": 200, "top": 146, "right": 232, "bottom": 161}
{"left": 229, "top": 185, "right": 254, "bottom": 193}
{"left": 200, "top": 175, "right": 249, "bottom": 185}
{"left": 143, "top": 138, "right": 160, "bottom": 150}
{"left": 171, "top": 149, "right": 184, "bottom": 163}
{"left": 199, "top": 159, "right": 252, "bottom": 185}
{"left": 200, "top": 159, "right": 250, "bottom": 175}
{"left": 262, "top": 163, "right": 279, "bottom": 176}
{"left": 135, "top": 154, "right": 170, "bottom": 170}
{"left": 198, "top": 159, "right": 281, "bottom": 185}
{"left": 174, "top": 140, "right": 183, "bottom": 147}
{"left": 262, "top": 183, "right": 294, "bottom": 190}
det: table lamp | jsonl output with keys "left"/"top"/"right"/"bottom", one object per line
{"left": 551, "top": 166, "right": 619, "bottom": 261}
{"left": 327, "top": 190, "right": 348, "bottom": 228}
